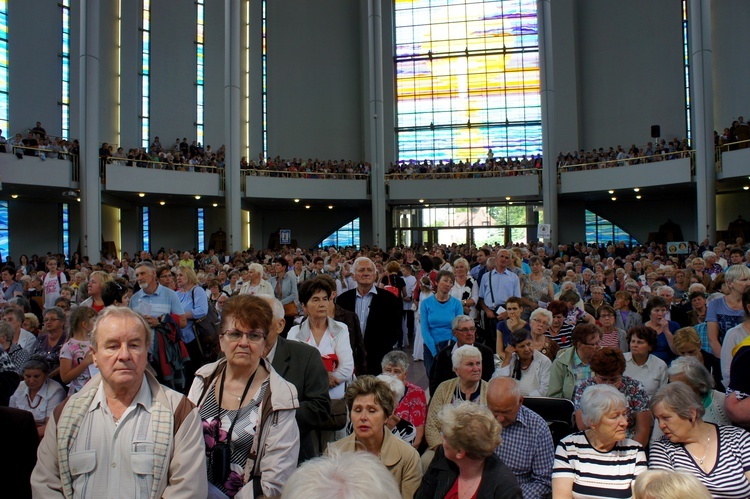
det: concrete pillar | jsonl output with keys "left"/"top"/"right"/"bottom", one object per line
{"left": 79, "top": 0, "right": 102, "bottom": 260}
{"left": 689, "top": 0, "right": 715, "bottom": 244}
{"left": 367, "top": 0, "right": 386, "bottom": 247}
{"left": 225, "top": 0, "right": 243, "bottom": 252}
{"left": 538, "top": 0, "right": 557, "bottom": 247}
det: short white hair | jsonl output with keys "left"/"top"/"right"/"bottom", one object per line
{"left": 352, "top": 257, "right": 375, "bottom": 273}
{"left": 633, "top": 470, "right": 711, "bottom": 499}
{"left": 376, "top": 374, "right": 405, "bottom": 402}
{"left": 451, "top": 344, "right": 481, "bottom": 370}
{"left": 658, "top": 286, "right": 674, "bottom": 297}
{"left": 282, "top": 451, "right": 400, "bottom": 499}
{"left": 579, "top": 384, "right": 626, "bottom": 427}
{"left": 259, "top": 295, "right": 284, "bottom": 320}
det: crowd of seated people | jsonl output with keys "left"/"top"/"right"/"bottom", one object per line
{"left": 100, "top": 136, "right": 225, "bottom": 172}
{"left": 1, "top": 122, "right": 80, "bottom": 160}
{"left": 386, "top": 153, "right": 542, "bottom": 179}
{"left": 557, "top": 137, "right": 691, "bottom": 170}
{"left": 3, "top": 236, "right": 750, "bottom": 497}
{"left": 716, "top": 114, "right": 750, "bottom": 149}
{"left": 242, "top": 155, "right": 371, "bottom": 178}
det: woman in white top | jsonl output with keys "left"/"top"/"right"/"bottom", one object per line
{"left": 492, "top": 329, "right": 551, "bottom": 397}
{"left": 450, "top": 258, "right": 479, "bottom": 321}
{"left": 9, "top": 356, "right": 65, "bottom": 439}
{"left": 288, "top": 277, "right": 353, "bottom": 400}
{"left": 623, "top": 325, "right": 668, "bottom": 398}
{"left": 239, "top": 262, "right": 274, "bottom": 297}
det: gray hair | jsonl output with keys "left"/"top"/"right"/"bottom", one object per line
{"left": 381, "top": 350, "right": 410, "bottom": 372}
{"left": 248, "top": 262, "right": 264, "bottom": 275}
{"left": 352, "top": 256, "right": 375, "bottom": 274}
{"left": 3, "top": 306, "right": 25, "bottom": 324}
{"left": 451, "top": 344, "right": 481, "bottom": 370}
{"left": 579, "top": 384, "right": 627, "bottom": 427}
{"left": 135, "top": 261, "right": 156, "bottom": 272}
{"left": 667, "top": 356, "right": 713, "bottom": 397}
{"left": 44, "top": 306, "right": 67, "bottom": 323}
{"left": 633, "top": 470, "right": 712, "bottom": 499}
{"left": 376, "top": 373, "right": 405, "bottom": 402}
{"left": 259, "top": 295, "right": 285, "bottom": 320}
{"left": 451, "top": 314, "right": 474, "bottom": 330}
{"left": 725, "top": 264, "right": 750, "bottom": 284}
{"left": 282, "top": 451, "right": 400, "bottom": 499}
{"left": 91, "top": 307, "right": 153, "bottom": 350}
{"left": 687, "top": 283, "right": 706, "bottom": 294}
{"left": 651, "top": 381, "right": 705, "bottom": 420}
{"left": 529, "top": 307, "right": 552, "bottom": 324}
{"left": 0, "top": 321, "right": 12, "bottom": 342}
{"left": 701, "top": 251, "right": 716, "bottom": 260}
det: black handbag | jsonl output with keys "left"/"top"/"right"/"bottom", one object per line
{"left": 191, "top": 288, "right": 221, "bottom": 362}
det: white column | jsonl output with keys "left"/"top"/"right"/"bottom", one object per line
{"left": 538, "top": 0, "right": 557, "bottom": 246}
{"left": 225, "top": 0, "right": 242, "bottom": 252}
{"left": 689, "top": 0, "right": 715, "bottom": 244}
{"left": 79, "top": 0, "right": 102, "bottom": 260}
{"left": 367, "top": 0, "right": 386, "bottom": 247}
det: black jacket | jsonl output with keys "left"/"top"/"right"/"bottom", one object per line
{"left": 416, "top": 446, "right": 522, "bottom": 499}
{"left": 429, "top": 341, "right": 495, "bottom": 395}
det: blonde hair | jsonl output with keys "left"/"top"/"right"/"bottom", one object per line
{"left": 176, "top": 266, "right": 199, "bottom": 286}
{"left": 438, "top": 402, "right": 501, "bottom": 460}
{"left": 632, "top": 470, "right": 711, "bottom": 499}
{"left": 672, "top": 327, "right": 701, "bottom": 352}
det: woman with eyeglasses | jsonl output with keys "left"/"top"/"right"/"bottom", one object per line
{"left": 32, "top": 307, "right": 68, "bottom": 383}
{"left": 493, "top": 329, "right": 551, "bottom": 397}
{"left": 188, "top": 295, "right": 299, "bottom": 498}
{"left": 598, "top": 304, "right": 628, "bottom": 351}
{"left": 528, "top": 307, "right": 559, "bottom": 362}
{"left": 157, "top": 265, "right": 177, "bottom": 290}
{"left": 572, "top": 347, "right": 652, "bottom": 447}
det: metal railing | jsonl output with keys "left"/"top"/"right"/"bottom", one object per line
{"left": 557, "top": 150, "right": 694, "bottom": 172}
{"left": 243, "top": 168, "right": 370, "bottom": 180}
{"left": 715, "top": 138, "right": 750, "bottom": 173}
{"left": 385, "top": 167, "right": 541, "bottom": 180}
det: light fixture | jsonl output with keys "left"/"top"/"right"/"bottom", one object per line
{"left": 76, "top": 197, "right": 81, "bottom": 202}
{"left": 419, "top": 199, "right": 424, "bottom": 203}
{"left": 138, "top": 193, "right": 145, "bottom": 197}
{"left": 294, "top": 199, "right": 300, "bottom": 203}
{"left": 611, "top": 197, "right": 617, "bottom": 201}
{"left": 425, "top": 204, "right": 430, "bottom": 207}
{"left": 194, "top": 195, "right": 201, "bottom": 200}
{"left": 10, "top": 194, "right": 17, "bottom": 199}
{"left": 745, "top": 186, "right": 750, "bottom": 191}
{"left": 212, "top": 203, "right": 218, "bottom": 207}
{"left": 305, "top": 205, "right": 310, "bottom": 209}
{"left": 506, "top": 196, "right": 511, "bottom": 200}
{"left": 328, "top": 205, "right": 333, "bottom": 209}
{"left": 608, "top": 190, "right": 614, "bottom": 194}
{"left": 160, "top": 201, "right": 166, "bottom": 206}
{"left": 633, "top": 188, "right": 640, "bottom": 192}
{"left": 636, "top": 195, "right": 642, "bottom": 200}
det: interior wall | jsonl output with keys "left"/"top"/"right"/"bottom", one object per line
{"left": 148, "top": 205, "right": 198, "bottom": 252}
{"left": 575, "top": 0, "right": 685, "bottom": 149}
{"left": 550, "top": 0, "right": 579, "bottom": 154}
{"left": 557, "top": 199, "right": 586, "bottom": 245}
{"left": 717, "top": 191, "right": 750, "bottom": 232}
{"left": 119, "top": 1, "right": 141, "bottom": 149}
{"left": 712, "top": 1, "right": 750, "bottom": 131}
{"left": 101, "top": 205, "right": 121, "bottom": 257}
{"left": 266, "top": 0, "right": 363, "bottom": 160}
{"left": 253, "top": 206, "right": 367, "bottom": 249}
{"left": 9, "top": 200, "right": 62, "bottom": 258}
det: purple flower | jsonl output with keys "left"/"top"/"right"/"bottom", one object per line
{"left": 223, "top": 471, "right": 244, "bottom": 497}
{"left": 202, "top": 417, "right": 228, "bottom": 451}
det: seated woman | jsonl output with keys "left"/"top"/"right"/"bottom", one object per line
{"left": 632, "top": 470, "right": 711, "bottom": 499}
{"left": 425, "top": 345, "right": 489, "bottom": 450}
{"left": 528, "top": 307, "right": 559, "bottom": 362}
{"left": 642, "top": 296, "right": 679, "bottom": 364}
{"left": 623, "top": 325, "right": 668, "bottom": 398}
{"left": 572, "top": 347, "right": 652, "bottom": 447}
{"left": 493, "top": 330, "right": 551, "bottom": 397}
{"left": 667, "top": 356, "right": 729, "bottom": 426}
{"left": 597, "top": 304, "right": 628, "bottom": 351}
{"left": 78, "top": 270, "right": 114, "bottom": 313}
{"left": 496, "top": 297, "right": 529, "bottom": 355}
{"left": 188, "top": 295, "right": 299, "bottom": 498}
{"left": 672, "top": 326, "right": 724, "bottom": 392}
{"left": 381, "top": 350, "right": 427, "bottom": 449}
{"left": 544, "top": 300, "right": 576, "bottom": 349}
{"left": 649, "top": 381, "right": 750, "bottom": 498}
{"left": 376, "top": 373, "right": 417, "bottom": 445}
{"left": 548, "top": 323, "right": 602, "bottom": 400}
{"left": 417, "top": 402, "right": 522, "bottom": 499}
{"left": 327, "top": 376, "right": 422, "bottom": 499}
{"left": 9, "top": 357, "right": 66, "bottom": 439}
{"left": 614, "top": 290, "right": 643, "bottom": 331}
{"left": 553, "top": 384, "right": 647, "bottom": 499}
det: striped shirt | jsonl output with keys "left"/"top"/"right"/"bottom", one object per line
{"left": 649, "top": 424, "right": 750, "bottom": 499}
{"left": 546, "top": 321, "right": 574, "bottom": 349}
{"left": 553, "top": 431, "right": 646, "bottom": 499}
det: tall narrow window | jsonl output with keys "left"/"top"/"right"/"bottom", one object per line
{"left": 0, "top": 0, "right": 8, "bottom": 133}
{"left": 197, "top": 208, "right": 205, "bottom": 251}
{"left": 0, "top": 201, "right": 8, "bottom": 259}
{"left": 394, "top": 0, "right": 540, "bottom": 162}
{"left": 682, "top": 0, "right": 691, "bottom": 145}
{"left": 62, "top": 203, "right": 70, "bottom": 260}
{"left": 320, "top": 218, "right": 360, "bottom": 248}
{"left": 244, "top": 0, "right": 250, "bottom": 160}
{"left": 61, "top": 0, "right": 71, "bottom": 139}
{"left": 142, "top": 206, "right": 150, "bottom": 254}
{"left": 196, "top": 0, "right": 205, "bottom": 145}
{"left": 584, "top": 210, "right": 639, "bottom": 246}
{"left": 141, "top": 0, "right": 151, "bottom": 148}
{"left": 261, "top": 0, "right": 268, "bottom": 160}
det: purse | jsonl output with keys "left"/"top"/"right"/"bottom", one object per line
{"left": 283, "top": 301, "right": 298, "bottom": 316}
{"left": 320, "top": 397, "right": 348, "bottom": 431}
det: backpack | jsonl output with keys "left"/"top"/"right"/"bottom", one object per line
{"left": 191, "top": 287, "right": 221, "bottom": 362}
{"left": 383, "top": 274, "right": 400, "bottom": 298}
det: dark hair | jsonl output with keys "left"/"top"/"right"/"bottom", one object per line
{"left": 590, "top": 347, "right": 626, "bottom": 376}
{"left": 598, "top": 304, "right": 616, "bottom": 317}
{"left": 559, "top": 289, "right": 581, "bottom": 304}
{"left": 508, "top": 329, "right": 532, "bottom": 346}
{"left": 70, "top": 306, "right": 98, "bottom": 334}
{"left": 274, "top": 257, "right": 288, "bottom": 267}
{"left": 219, "top": 295, "right": 273, "bottom": 336}
{"left": 418, "top": 255, "right": 434, "bottom": 272}
{"left": 102, "top": 279, "right": 129, "bottom": 306}
{"left": 688, "top": 291, "right": 706, "bottom": 302}
{"left": 23, "top": 355, "right": 51, "bottom": 375}
{"left": 436, "top": 270, "right": 455, "bottom": 285}
{"left": 529, "top": 256, "right": 543, "bottom": 266}
{"left": 344, "top": 376, "right": 395, "bottom": 417}
{"left": 505, "top": 296, "right": 523, "bottom": 308}
{"left": 645, "top": 296, "right": 669, "bottom": 319}
{"left": 626, "top": 325, "right": 658, "bottom": 351}
{"left": 571, "top": 323, "right": 601, "bottom": 347}
{"left": 547, "top": 300, "right": 568, "bottom": 317}
{"left": 1, "top": 265, "right": 15, "bottom": 279}
{"left": 156, "top": 265, "right": 172, "bottom": 279}
{"left": 298, "top": 277, "right": 333, "bottom": 305}
{"left": 744, "top": 287, "right": 750, "bottom": 319}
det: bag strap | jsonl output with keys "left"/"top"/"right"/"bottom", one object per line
{"left": 196, "top": 361, "right": 227, "bottom": 407}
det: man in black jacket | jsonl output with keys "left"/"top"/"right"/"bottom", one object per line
{"left": 336, "top": 257, "right": 402, "bottom": 375}
{"left": 260, "top": 296, "right": 331, "bottom": 463}
{"left": 429, "top": 315, "right": 495, "bottom": 394}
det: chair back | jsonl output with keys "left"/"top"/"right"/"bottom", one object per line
{"left": 522, "top": 396, "right": 576, "bottom": 446}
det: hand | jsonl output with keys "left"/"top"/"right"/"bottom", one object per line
{"left": 485, "top": 309, "right": 496, "bottom": 319}
{"left": 144, "top": 315, "right": 159, "bottom": 327}
{"left": 82, "top": 351, "right": 94, "bottom": 367}
{"left": 328, "top": 373, "right": 341, "bottom": 388}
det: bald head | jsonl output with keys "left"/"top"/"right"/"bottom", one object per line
{"left": 487, "top": 377, "right": 523, "bottom": 428}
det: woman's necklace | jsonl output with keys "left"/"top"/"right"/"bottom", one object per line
{"left": 687, "top": 428, "right": 711, "bottom": 466}
{"left": 26, "top": 392, "right": 42, "bottom": 409}
{"left": 455, "top": 382, "right": 479, "bottom": 402}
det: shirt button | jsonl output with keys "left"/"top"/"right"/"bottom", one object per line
{"left": 111, "top": 463, "right": 117, "bottom": 468}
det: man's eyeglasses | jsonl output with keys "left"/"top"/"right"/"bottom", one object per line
{"left": 221, "top": 329, "right": 267, "bottom": 343}
{"left": 454, "top": 327, "right": 476, "bottom": 334}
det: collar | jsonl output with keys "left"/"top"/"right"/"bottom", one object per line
{"left": 356, "top": 284, "right": 378, "bottom": 299}
{"left": 24, "top": 377, "right": 53, "bottom": 398}
{"left": 508, "top": 404, "right": 532, "bottom": 429}
{"left": 89, "top": 374, "right": 153, "bottom": 415}
{"left": 379, "top": 428, "right": 405, "bottom": 467}
{"left": 142, "top": 283, "right": 164, "bottom": 296}
{"left": 573, "top": 349, "right": 588, "bottom": 367}
{"left": 266, "top": 339, "right": 279, "bottom": 363}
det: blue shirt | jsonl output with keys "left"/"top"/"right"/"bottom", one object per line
{"left": 354, "top": 285, "right": 378, "bottom": 336}
{"left": 176, "top": 285, "right": 209, "bottom": 344}
{"left": 495, "top": 405, "right": 554, "bottom": 499}
{"left": 420, "top": 295, "right": 463, "bottom": 355}
{"left": 478, "top": 268, "right": 521, "bottom": 308}
{"left": 129, "top": 284, "right": 185, "bottom": 348}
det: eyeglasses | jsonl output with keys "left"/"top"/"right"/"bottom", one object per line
{"left": 454, "top": 327, "right": 476, "bottom": 334}
{"left": 581, "top": 338, "right": 602, "bottom": 347}
{"left": 43, "top": 318, "right": 60, "bottom": 323}
{"left": 221, "top": 329, "right": 267, "bottom": 343}
{"left": 599, "top": 314, "right": 614, "bottom": 319}
{"left": 531, "top": 318, "right": 550, "bottom": 327}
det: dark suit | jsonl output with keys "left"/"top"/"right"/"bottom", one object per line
{"left": 336, "top": 287, "right": 403, "bottom": 375}
{"left": 1, "top": 407, "right": 39, "bottom": 498}
{"left": 429, "top": 341, "right": 495, "bottom": 394}
{"left": 270, "top": 336, "right": 331, "bottom": 462}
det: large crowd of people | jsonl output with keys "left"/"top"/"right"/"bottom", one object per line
{"left": 1, "top": 237, "right": 749, "bottom": 497}
{"left": 556, "top": 138, "right": 691, "bottom": 170}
